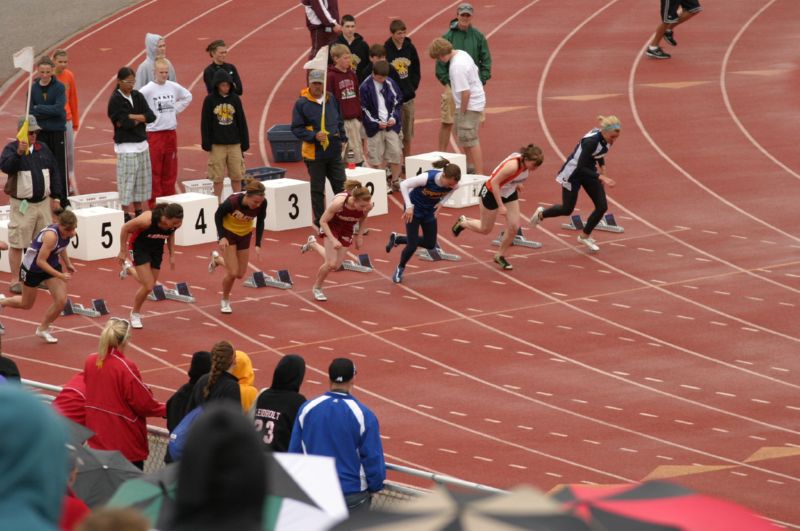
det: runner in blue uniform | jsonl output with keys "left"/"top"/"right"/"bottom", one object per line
{"left": 385, "top": 158, "right": 460, "bottom": 283}
{"left": 0, "top": 209, "right": 77, "bottom": 343}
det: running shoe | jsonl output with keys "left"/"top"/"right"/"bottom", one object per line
{"left": 130, "top": 312, "right": 143, "bottom": 329}
{"left": 530, "top": 206, "right": 544, "bottom": 226}
{"left": 451, "top": 215, "right": 467, "bottom": 237}
{"left": 120, "top": 260, "right": 132, "bottom": 280}
{"left": 208, "top": 251, "right": 219, "bottom": 274}
{"left": 300, "top": 235, "right": 316, "bottom": 254}
{"left": 392, "top": 265, "right": 405, "bottom": 283}
{"left": 645, "top": 46, "right": 671, "bottom": 59}
{"left": 385, "top": 232, "right": 398, "bottom": 253}
{"left": 220, "top": 299, "right": 232, "bottom": 314}
{"left": 35, "top": 326, "right": 58, "bottom": 344}
{"left": 494, "top": 255, "right": 513, "bottom": 270}
{"left": 312, "top": 287, "right": 327, "bottom": 301}
{"left": 9, "top": 282, "right": 22, "bottom": 294}
{"left": 578, "top": 234, "right": 600, "bottom": 252}
{"left": 664, "top": 29, "right": 677, "bottom": 46}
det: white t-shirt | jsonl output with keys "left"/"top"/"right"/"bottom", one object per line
{"left": 449, "top": 50, "right": 486, "bottom": 113}
{"left": 139, "top": 80, "right": 193, "bottom": 132}
{"left": 372, "top": 80, "right": 389, "bottom": 122}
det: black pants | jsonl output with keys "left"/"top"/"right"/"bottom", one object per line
{"left": 397, "top": 217, "right": 437, "bottom": 267}
{"left": 542, "top": 178, "right": 607, "bottom": 234}
{"left": 345, "top": 491, "right": 372, "bottom": 514}
{"left": 36, "top": 129, "right": 69, "bottom": 206}
{"left": 305, "top": 158, "right": 345, "bottom": 226}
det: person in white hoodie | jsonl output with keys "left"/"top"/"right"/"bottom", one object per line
{"left": 134, "top": 33, "right": 176, "bottom": 90}
{"left": 139, "top": 58, "right": 192, "bottom": 205}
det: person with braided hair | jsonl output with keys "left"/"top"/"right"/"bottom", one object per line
{"left": 186, "top": 340, "right": 240, "bottom": 412}
{"left": 83, "top": 317, "right": 166, "bottom": 469}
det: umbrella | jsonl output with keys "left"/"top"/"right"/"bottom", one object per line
{"left": 72, "top": 447, "right": 143, "bottom": 507}
{"left": 108, "top": 452, "right": 347, "bottom": 531}
{"left": 63, "top": 418, "right": 93, "bottom": 447}
{"left": 552, "top": 480, "right": 775, "bottom": 531}
{"left": 334, "top": 484, "right": 593, "bottom": 530}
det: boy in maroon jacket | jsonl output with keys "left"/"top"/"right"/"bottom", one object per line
{"left": 327, "top": 44, "right": 365, "bottom": 166}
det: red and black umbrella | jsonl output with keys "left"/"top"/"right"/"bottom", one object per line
{"left": 552, "top": 480, "right": 776, "bottom": 531}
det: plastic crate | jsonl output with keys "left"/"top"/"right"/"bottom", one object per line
{"left": 245, "top": 166, "right": 286, "bottom": 181}
{"left": 182, "top": 179, "right": 214, "bottom": 195}
{"left": 69, "top": 192, "right": 120, "bottom": 210}
{"left": 267, "top": 124, "right": 302, "bottom": 162}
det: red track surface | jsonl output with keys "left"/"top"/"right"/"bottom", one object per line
{"left": 1, "top": 0, "right": 798, "bottom": 526}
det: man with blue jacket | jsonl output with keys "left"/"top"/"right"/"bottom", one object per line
{"left": 289, "top": 357, "right": 385, "bottom": 513}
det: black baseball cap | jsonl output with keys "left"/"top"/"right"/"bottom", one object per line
{"left": 329, "top": 358, "right": 356, "bottom": 383}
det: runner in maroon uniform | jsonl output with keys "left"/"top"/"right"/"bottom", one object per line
{"left": 118, "top": 203, "right": 183, "bottom": 329}
{"left": 300, "top": 179, "right": 372, "bottom": 301}
{"left": 208, "top": 178, "right": 266, "bottom": 314}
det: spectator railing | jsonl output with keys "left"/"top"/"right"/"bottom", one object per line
{"left": 23, "top": 378, "right": 505, "bottom": 507}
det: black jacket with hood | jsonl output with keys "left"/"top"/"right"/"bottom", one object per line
{"left": 253, "top": 354, "right": 306, "bottom": 452}
{"left": 200, "top": 70, "right": 249, "bottom": 151}
{"left": 165, "top": 351, "right": 211, "bottom": 432}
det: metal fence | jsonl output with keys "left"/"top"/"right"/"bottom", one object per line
{"left": 23, "top": 379, "right": 504, "bottom": 507}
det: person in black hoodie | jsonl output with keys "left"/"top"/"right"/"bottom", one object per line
{"left": 200, "top": 70, "right": 249, "bottom": 201}
{"left": 252, "top": 354, "right": 306, "bottom": 452}
{"left": 165, "top": 351, "right": 211, "bottom": 432}
{"left": 334, "top": 14, "right": 370, "bottom": 84}
{"left": 168, "top": 402, "right": 266, "bottom": 531}
{"left": 186, "top": 340, "right": 240, "bottom": 412}
{"left": 385, "top": 19, "right": 421, "bottom": 159}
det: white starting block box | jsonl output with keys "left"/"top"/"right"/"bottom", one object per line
{"left": 157, "top": 192, "right": 219, "bottom": 246}
{"left": 70, "top": 207, "right": 125, "bottom": 261}
{"left": 0, "top": 205, "right": 10, "bottom": 221}
{"left": 0, "top": 219, "right": 10, "bottom": 273}
{"left": 444, "top": 173, "right": 489, "bottom": 209}
{"left": 69, "top": 192, "right": 120, "bottom": 210}
{"left": 324, "top": 167, "right": 388, "bottom": 216}
{"left": 182, "top": 178, "right": 232, "bottom": 200}
{"left": 264, "top": 178, "right": 312, "bottom": 231}
{"left": 405, "top": 151, "right": 467, "bottom": 179}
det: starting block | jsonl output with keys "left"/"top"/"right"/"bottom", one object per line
{"left": 339, "top": 253, "right": 373, "bottom": 273}
{"left": 243, "top": 270, "right": 293, "bottom": 290}
{"left": 62, "top": 298, "right": 109, "bottom": 318}
{"left": 149, "top": 282, "right": 195, "bottom": 303}
{"left": 417, "top": 246, "right": 461, "bottom": 262}
{"left": 561, "top": 213, "right": 625, "bottom": 233}
{"left": 492, "top": 227, "right": 542, "bottom": 249}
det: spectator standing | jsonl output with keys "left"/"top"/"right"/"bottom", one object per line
{"left": 107, "top": 67, "right": 156, "bottom": 221}
{"left": 645, "top": 0, "right": 703, "bottom": 59}
{"left": 232, "top": 350, "right": 258, "bottom": 412}
{"left": 1, "top": 115, "right": 63, "bottom": 294}
{"left": 291, "top": 68, "right": 347, "bottom": 226}
{"left": 139, "top": 58, "right": 193, "bottom": 205}
{"left": 203, "top": 39, "right": 243, "bottom": 95}
{"left": 186, "top": 340, "right": 241, "bottom": 411}
{"left": 327, "top": 44, "right": 364, "bottom": 166}
{"left": 434, "top": 2, "right": 491, "bottom": 167}
{"left": 289, "top": 357, "right": 385, "bottom": 513}
{"left": 165, "top": 351, "right": 211, "bottom": 432}
{"left": 200, "top": 70, "right": 249, "bottom": 201}
{"left": 302, "top": 0, "right": 341, "bottom": 60}
{"left": 360, "top": 60, "right": 403, "bottom": 191}
{"left": 134, "top": 33, "right": 176, "bottom": 90}
{"left": 429, "top": 37, "right": 486, "bottom": 174}
{"left": 0, "top": 385, "right": 68, "bottom": 531}
{"left": 29, "top": 56, "right": 69, "bottom": 207}
{"left": 53, "top": 372, "right": 87, "bottom": 425}
{"left": 385, "top": 19, "right": 421, "bottom": 159}
{"left": 52, "top": 49, "right": 80, "bottom": 195}
{"left": 83, "top": 317, "right": 166, "bottom": 469}
{"left": 252, "top": 354, "right": 306, "bottom": 452}
{"left": 334, "top": 14, "right": 370, "bottom": 84}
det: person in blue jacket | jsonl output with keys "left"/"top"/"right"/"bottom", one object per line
{"left": 385, "top": 158, "right": 461, "bottom": 283}
{"left": 289, "top": 357, "right": 385, "bottom": 513}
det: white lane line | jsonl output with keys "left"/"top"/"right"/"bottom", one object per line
{"left": 675, "top": 419, "right": 694, "bottom": 425}
{"left": 584, "top": 439, "right": 600, "bottom": 445}
{"left": 657, "top": 455, "right": 674, "bottom": 461}
{"left": 410, "top": 365, "right": 427, "bottom": 370}
{"left": 644, "top": 377, "right": 663, "bottom": 383}
{"left": 620, "top": 447, "right": 638, "bottom": 453}
{"left": 509, "top": 464, "right": 527, "bottom": 470}
{"left": 474, "top": 456, "right": 494, "bottom": 462}
{"left": 712, "top": 428, "right": 729, "bottom": 433}
{"left": 484, "top": 418, "right": 502, "bottom": 424}
{"left": 418, "top": 404, "right": 433, "bottom": 410}
{"left": 404, "top": 440, "right": 423, "bottom": 447}
{"left": 605, "top": 405, "right": 623, "bottom": 411}
{"left": 546, "top": 472, "right": 563, "bottom": 478}
{"left": 680, "top": 384, "right": 702, "bottom": 390}
{"left": 453, "top": 338, "right": 470, "bottom": 344}
{"left": 716, "top": 392, "right": 736, "bottom": 397}
{"left": 752, "top": 398, "right": 771, "bottom": 404}
{"left": 439, "top": 448, "right": 457, "bottom": 454}
{"left": 516, "top": 351, "right": 535, "bottom": 357}
{"left": 380, "top": 359, "right": 396, "bottom": 364}
{"left": 517, "top": 425, "right": 534, "bottom": 430}
{"left": 349, "top": 352, "right": 367, "bottom": 358}
{"left": 484, "top": 344, "right": 503, "bottom": 350}
{"left": 640, "top": 412, "right": 659, "bottom": 418}
{"left": 450, "top": 411, "right": 467, "bottom": 417}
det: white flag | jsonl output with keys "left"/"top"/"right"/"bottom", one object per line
{"left": 12, "top": 47, "right": 34, "bottom": 73}
{"left": 303, "top": 45, "right": 329, "bottom": 71}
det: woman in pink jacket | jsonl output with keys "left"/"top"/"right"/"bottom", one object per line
{"left": 84, "top": 317, "right": 165, "bottom": 468}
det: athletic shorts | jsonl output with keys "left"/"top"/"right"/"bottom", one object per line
{"left": 320, "top": 227, "right": 355, "bottom": 248}
{"left": 21, "top": 263, "right": 59, "bottom": 288}
{"left": 366, "top": 130, "right": 403, "bottom": 166}
{"left": 401, "top": 99, "right": 415, "bottom": 143}
{"left": 132, "top": 243, "right": 165, "bottom": 270}
{"left": 479, "top": 184, "right": 518, "bottom": 211}
{"left": 222, "top": 228, "right": 252, "bottom": 251}
{"left": 661, "top": 0, "right": 702, "bottom": 23}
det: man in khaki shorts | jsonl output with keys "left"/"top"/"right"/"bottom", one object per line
{"left": 429, "top": 38, "right": 485, "bottom": 174}
{"left": 0, "top": 116, "right": 64, "bottom": 294}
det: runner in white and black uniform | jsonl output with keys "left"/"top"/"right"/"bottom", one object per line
{"left": 0, "top": 209, "right": 77, "bottom": 343}
{"left": 117, "top": 203, "right": 183, "bottom": 329}
{"left": 531, "top": 115, "right": 620, "bottom": 252}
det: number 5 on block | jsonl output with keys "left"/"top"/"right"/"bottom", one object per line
{"left": 71, "top": 207, "right": 125, "bottom": 261}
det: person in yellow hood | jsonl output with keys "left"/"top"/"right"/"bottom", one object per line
{"left": 231, "top": 350, "right": 258, "bottom": 411}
